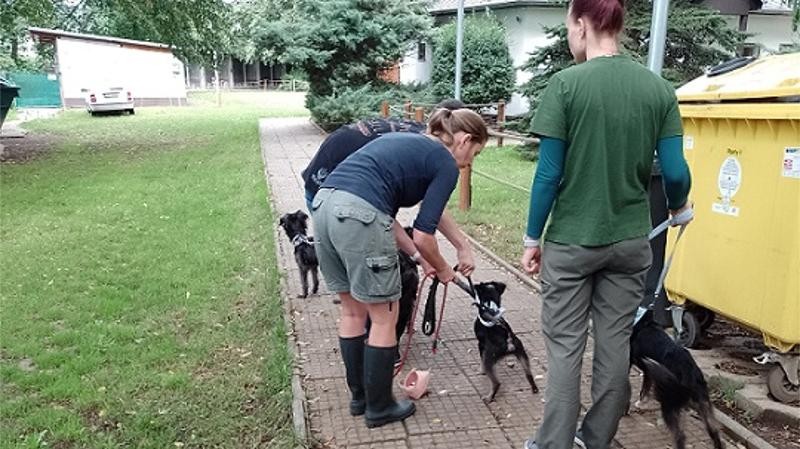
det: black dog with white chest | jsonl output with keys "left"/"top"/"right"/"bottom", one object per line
{"left": 469, "top": 281, "right": 539, "bottom": 402}
{"left": 279, "top": 210, "right": 319, "bottom": 298}
{"left": 630, "top": 309, "right": 723, "bottom": 449}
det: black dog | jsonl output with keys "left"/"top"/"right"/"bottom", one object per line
{"left": 630, "top": 310, "right": 723, "bottom": 449}
{"left": 395, "top": 241, "right": 419, "bottom": 343}
{"left": 279, "top": 210, "right": 319, "bottom": 298}
{"left": 471, "top": 281, "right": 539, "bottom": 402}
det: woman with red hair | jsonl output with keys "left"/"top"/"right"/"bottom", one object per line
{"left": 520, "top": 1, "right": 692, "bottom": 448}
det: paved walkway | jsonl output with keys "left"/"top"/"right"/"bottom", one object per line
{"left": 259, "top": 117, "right": 734, "bottom": 449}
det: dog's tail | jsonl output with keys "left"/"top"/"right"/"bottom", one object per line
{"left": 641, "top": 358, "right": 724, "bottom": 449}
{"left": 696, "top": 398, "right": 724, "bottom": 449}
{"left": 639, "top": 357, "right": 691, "bottom": 406}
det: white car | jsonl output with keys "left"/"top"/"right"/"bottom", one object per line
{"left": 84, "top": 87, "right": 135, "bottom": 115}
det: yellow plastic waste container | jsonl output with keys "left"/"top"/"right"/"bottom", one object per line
{"left": 670, "top": 53, "right": 800, "bottom": 403}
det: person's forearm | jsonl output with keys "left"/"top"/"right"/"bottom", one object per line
{"left": 413, "top": 230, "right": 449, "bottom": 272}
{"left": 656, "top": 136, "right": 691, "bottom": 210}
{"left": 437, "top": 210, "right": 468, "bottom": 251}
{"left": 525, "top": 137, "right": 566, "bottom": 241}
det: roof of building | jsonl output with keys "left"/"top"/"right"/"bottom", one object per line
{"left": 28, "top": 27, "right": 172, "bottom": 50}
{"left": 429, "top": 0, "right": 557, "bottom": 14}
{"left": 760, "top": 0, "right": 792, "bottom": 11}
{"left": 429, "top": 0, "right": 793, "bottom": 14}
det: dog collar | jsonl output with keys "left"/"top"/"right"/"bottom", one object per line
{"left": 291, "top": 234, "right": 310, "bottom": 247}
{"left": 475, "top": 300, "right": 506, "bottom": 327}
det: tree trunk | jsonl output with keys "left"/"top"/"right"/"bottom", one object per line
{"left": 11, "top": 37, "right": 18, "bottom": 61}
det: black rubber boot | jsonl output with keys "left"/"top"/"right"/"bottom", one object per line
{"left": 339, "top": 335, "right": 366, "bottom": 416}
{"left": 364, "top": 344, "right": 416, "bottom": 428}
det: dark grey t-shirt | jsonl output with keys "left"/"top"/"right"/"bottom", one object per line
{"left": 321, "top": 133, "right": 459, "bottom": 234}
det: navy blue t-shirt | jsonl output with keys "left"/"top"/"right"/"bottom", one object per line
{"left": 321, "top": 133, "right": 459, "bottom": 234}
{"left": 302, "top": 118, "right": 426, "bottom": 196}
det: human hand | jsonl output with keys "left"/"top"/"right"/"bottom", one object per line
{"left": 436, "top": 265, "right": 456, "bottom": 284}
{"left": 521, "top": 247, "right": 542, "bottom": 275}
{"left": 456, "top": 246, "right": 475, "bottom": 277}
{"left": 418, "top": 256, "right": 437, "bottom": 278}
{"left": 669, "top": 202, "right": 694, "bottom": 226}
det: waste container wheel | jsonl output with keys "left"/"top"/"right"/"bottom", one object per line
{"left": 695, "top": 308, "right": 716, "bottom": 331}
{"left": 675, "top": 311, "right": 701, "bottom": 349}
{"left": 767, "top": 365, "right": 800, "bottom": 404}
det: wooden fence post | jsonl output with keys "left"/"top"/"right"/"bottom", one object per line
{"left": 404, "top": 100, "right": 412, "bottom": 119}
{"left": 459, "top": 166, "right": 472, "bottom": 211}
{"left": 415, "top": 106, "right": 424, "bottom": 122}
{"left": 381, "top": 100, "right": 390, "bottom": 118}
{"left": 497, "top": 100, "right": 506, "bottom": 147}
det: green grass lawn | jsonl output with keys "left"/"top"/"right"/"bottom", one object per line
{"left": 448, "top": 145, "right": 536, "bottom": 268}
{"left": 5, "top": 104, "right": 17, "bottom": 122}
{"left": 1, "top": 92, "right": 308, "bottom": 448}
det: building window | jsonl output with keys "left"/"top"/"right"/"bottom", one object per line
{"left": 417, "top": 42, "right": 427, "bottom": 62}
{"left": 739, "top": 43, "right": 760, "bottom": 58}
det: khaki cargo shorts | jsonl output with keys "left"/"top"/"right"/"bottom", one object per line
{"left": 310, "top": 188, "right": 401, "bottom": 303}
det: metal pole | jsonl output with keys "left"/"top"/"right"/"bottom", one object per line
{"left": 454, "top": 0, "right": 465, "bottom": 100}
{"left": 646, "top": 0, "right": 670, "bottom": 75}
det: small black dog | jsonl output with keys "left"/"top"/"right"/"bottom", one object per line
{"left": 279, "top": 210, "right": 319, "bottom": 298}
{"left": 395, "top": 240, "right": 419, "bottom": 343}
{"left": 471, "top": 281, "right": 539, "bottom": 402}
{"left": 630, "top": 310, "right": 723, "bottom": 449}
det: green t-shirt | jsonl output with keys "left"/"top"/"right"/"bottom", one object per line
{"left": 531, "top": 55, "right": 683, "bottom": 246}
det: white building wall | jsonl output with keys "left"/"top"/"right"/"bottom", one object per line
{"left": 399, "top": 41, "right": 433, "bottom": 85}
{"left": 492, "top": 7, "right": 565, "bottom": 116}
{"left": 56, "top": 37, "right": 186, "bottom": 105}
{"left": 746, "top": 14, "right": 796, "bottom": 53}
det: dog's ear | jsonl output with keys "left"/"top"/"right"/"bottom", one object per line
{"left": 296, "top": 210, "right": 309, "bottom": 222}
{"left": 279, "top": 215, "right": 287, "bottom": 228}
{"left": 492, "top": 282, "right": 506, "bottom": 296}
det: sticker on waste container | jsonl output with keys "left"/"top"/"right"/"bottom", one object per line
{"left": 783, "top": 147, "right": 800, "bottom": 179}
{"left": 684, "top": 136, "right": 694, "bottom": 150}
{"left": 713, "top": 156, "right": 741, "bottom": 217}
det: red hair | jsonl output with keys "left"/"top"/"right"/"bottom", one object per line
{"left": 570, "top": 0, "right": 625, "bottom": 34}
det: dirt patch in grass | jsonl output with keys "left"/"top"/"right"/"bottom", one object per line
{"left": 80, "top": 404, "right": 120, "bottom": 434}
{"left": 713, "top": 360, "right": 760, "bottom": 377}
{"left": 0, "top": 133, "right": 58, "bottom": 164}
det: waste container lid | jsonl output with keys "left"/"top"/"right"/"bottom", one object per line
{"left": 677, "top": 52, "right": 800, "bottom": 102}
{"left": 0, "top": 76, "right": 20, "bottom": 89}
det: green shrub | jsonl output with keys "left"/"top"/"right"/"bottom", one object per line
{"left": 431, "top": 14, "right": 516, "bottom": 104}
{"left": 307, "top": 83, "right": 435, "bottom": 131}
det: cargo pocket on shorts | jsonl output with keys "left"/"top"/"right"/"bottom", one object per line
{"left": 365, "top": 254, "right": 401, "bottom": 298}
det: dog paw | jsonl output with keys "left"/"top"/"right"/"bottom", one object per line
{"left": 297, "top": 294, "right": 308, "bottom": 299}
{"left": 482, "top": 396, "right": 495, "bottom": 404}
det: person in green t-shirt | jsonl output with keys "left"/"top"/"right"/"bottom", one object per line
{"left": 519, "top": 1, "right": 692, "bottom": 449}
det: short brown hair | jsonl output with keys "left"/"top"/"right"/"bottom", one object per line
{"left": 427, "top": 108, "right": 488, "bottom": 146}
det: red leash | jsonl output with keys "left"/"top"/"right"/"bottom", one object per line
{"left": 393, "top": 275, "right": 450, "bottom": 377}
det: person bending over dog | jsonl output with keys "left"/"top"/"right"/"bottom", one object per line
{"left": 301, "top": 99, "right": 475, "bottom": 278}
{"left": 519, "top": 1, "right": 692, "bottom": 448}
{"left": 310, "top": 109, "right": 488, "bottom": 428}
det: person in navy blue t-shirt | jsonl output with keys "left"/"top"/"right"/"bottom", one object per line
{"left": 310, "top": 108, "right": 488, "bottom": 428}
{"left": 301, "top": 99, "right": 476, "bottom": 280}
